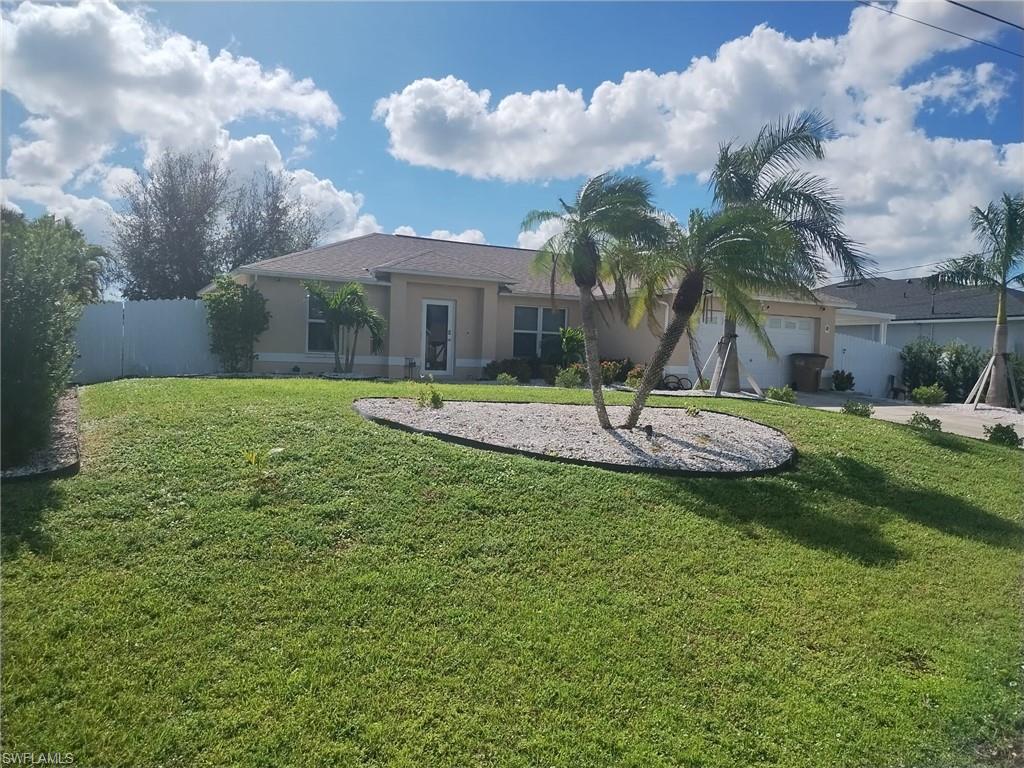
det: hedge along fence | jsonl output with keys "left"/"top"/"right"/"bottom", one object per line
{"left": 74, "top": 299, "right": 222, "bottom": 384}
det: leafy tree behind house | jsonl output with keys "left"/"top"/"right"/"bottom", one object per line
{"left": 304, "top": 281, "right": 386, "bottom": 374}
{"left": 112, "top": 151, "right": 325, "bottom": 299}
{"left": 202, "top": 276, "right": 271, "bottom": 373}
{"left": 1, "top": 209, "right": 102, "bottom": 465}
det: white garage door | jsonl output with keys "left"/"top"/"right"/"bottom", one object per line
{"left": 691, "top": 313, "right": 818, "bottom": 389}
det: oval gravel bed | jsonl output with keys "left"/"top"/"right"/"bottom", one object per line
{"left": 354, "top": 398, "right": 795, "bottom": 476}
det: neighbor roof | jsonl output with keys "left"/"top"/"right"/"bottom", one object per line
{"left": 238, "top": 233, "right": 576, "bottom": 296}
{"left": 825, "top": 277, "right": 1024, "bottom": 321}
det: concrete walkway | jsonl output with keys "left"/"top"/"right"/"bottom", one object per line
{"left": 795, "top": 390, "right": 1024, "bottom": 441}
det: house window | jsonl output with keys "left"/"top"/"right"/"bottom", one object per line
{"left": 513, "top": 306, "right": 566, "bottom": 358}
{"left": 307, "top": 294, "right": 333, "bottom": 352}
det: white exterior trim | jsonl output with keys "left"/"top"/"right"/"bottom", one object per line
{"left": 238, "top": 267, "right": 389, "bottom": 286}
{"left": 421, "top": 299, "right": 456, "bottom": 377}
{"left": 836, "top": 308, "right": 896, "bottom": 321}
{"left": 889, "top": 315, "right": 1024, "bottom": 325}
{"left": 373, "top": 267, "right": 516, "bottom": 284}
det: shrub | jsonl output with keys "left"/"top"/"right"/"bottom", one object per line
{"left": 483, "top": 358, "right": 533, "bottom": 383}
{"left": 554, "top": 366, "right": 584, "bottom": 389}
{"left": 908, "top": 411, "right": 942, "bottom": 431}
{"left": 937, "top": 340, "right": 987, "bottom": 401}
{"left": 765, "top": 385, "right": 796, "bottom": 403}
{"left": 901, "top": 337, "right": 943, "bottom": 391}
{"left": 684, "top": 404, "right": 701, "bottom": 417}
{"left": 495, "top": 372, "right": 519, "bottom": 386}
{"left": 560, "top": 326, "right": 585, "bottom": 365}
{"left": 417, "top": 382, "right": 444, "bottom": 409}
{"left": 539, "top": 364, "right": 558, "bottom": 386}
{"left": 842, "top": 400, "right": 873, "bottom": 417}
{"left": 203, "top": 275, "right": 271, "bottom": 373}
{"left": 1011, "top": 354, "right": 1024, "bottom": 400}
{"left": 832, "top": 369, "right": 855, "bottom": 392}
{"left": 625, "top": 364, "right": 645, "bottom": 390}
{"left": 911, "top": 384, "right": 946, "bottom": 405}
{"left": 983, "top": 423, "right": 1021, "bottom": 447}
{"left": 1, "top": 211, "right": 96, "bottom": 466}
{"left": 600, "top": 359, "right": 623, "bottom": 385}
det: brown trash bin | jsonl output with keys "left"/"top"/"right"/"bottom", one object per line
{"left": 789, "top": 353, "right": 829, "bottom": 392}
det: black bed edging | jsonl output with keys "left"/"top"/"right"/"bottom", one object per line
{"left": 353, "top": 399, "right": 797, "bottom": 479}
{"left": 2, "top": 389, "right": 82, "bottom": 483}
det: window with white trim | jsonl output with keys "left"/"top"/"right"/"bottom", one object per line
{"left": 307, "top": 294, "right": 333, "bottom": 352}
{"left": 513, "top": 306, "right": 566, "bottom": 358}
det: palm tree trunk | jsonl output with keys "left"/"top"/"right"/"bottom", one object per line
{"left": 332, "top": 325, "right": 342, "bottom": 374}
{"left": 578, "top": 286, "right": 612, "bottom": 429}
{"left": 985, "top": 287, "right": 1009, "bottom": 407}
{"left": 348, "top": 327, "right": 361, "bottom": 373}
{"left": 624, "top": 271, "right": 704, "bottom": 429}
{"left": 712, "top": 316, "right": 742, "bottom": 394}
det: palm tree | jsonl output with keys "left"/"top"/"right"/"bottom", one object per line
{"left": 305, "top": 281, "right": 386, "bottom": 374}
{"left": 929, "top": 193, "right": 1023, "bottom": 408}
{"left": 708, "top": 111, "right": 871, "bottom": 391}
{"left": 522, "top": 173, "right": 666, "bottom": 428}
{"left": 622, "top": 208, "right": 802, "bottom": 428}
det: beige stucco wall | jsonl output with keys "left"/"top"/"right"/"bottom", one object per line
{"left": 394, "top": 276, "right": 488, "bottom": 378}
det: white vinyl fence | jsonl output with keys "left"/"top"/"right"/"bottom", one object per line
{"left": 74, "top": 299, "right": 221, "bottom": 384}
{"left": 832, "top": 333, "right": 903, "bottom": 398}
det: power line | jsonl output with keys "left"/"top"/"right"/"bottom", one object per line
{"left": 822, "top": 258, "right": 951, "bottom": 284}
{"left": 855, "top": 0, "right": 1024, "bottom": 59}
{"left": 944, "top": 0, "right": 1024, "bottom": 33}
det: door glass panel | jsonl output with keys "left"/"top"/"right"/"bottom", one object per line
{"left": 425, "top": 304, "right": 449, "bottom": 371}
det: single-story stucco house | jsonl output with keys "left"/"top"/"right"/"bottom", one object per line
{"left": 829, "top": 277, "right": 1024, "bottom": 354}
{"left": 217, "top": 232, "right": 857, "bottom": 387}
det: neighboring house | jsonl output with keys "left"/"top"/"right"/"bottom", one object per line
{"left": 219, "top": 232, "right": 852, "bottom": 387}
{"left": 828, "top": 277, "right": 1024, "bottom": 354}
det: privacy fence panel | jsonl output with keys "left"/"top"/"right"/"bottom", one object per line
{"left": 74, "top": 299, "right": 221, "bottom": 384}
{"left": 833, "top": 333, "right": 903, "bottom": 398}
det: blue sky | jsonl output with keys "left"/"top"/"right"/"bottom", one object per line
{"left": 2, "top": 1, "right": 1022, "bottom": 278}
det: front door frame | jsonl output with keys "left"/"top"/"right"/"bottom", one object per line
{"left": 421, "top": 299, "right": 455, "bottom": 377}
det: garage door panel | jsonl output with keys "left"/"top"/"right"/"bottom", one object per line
{"left": 691, "top": 314, "right": 817, "bottom": 389}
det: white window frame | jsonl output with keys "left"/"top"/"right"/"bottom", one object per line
{"left": 513, "top": 306, "right": 566, "bottom": 358}
{"left": 305, "top": 293, "right": 333, "bottom": 355}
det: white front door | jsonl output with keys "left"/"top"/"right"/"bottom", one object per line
{"left": 422, "top": 300, "right": 455, "bottom": 376}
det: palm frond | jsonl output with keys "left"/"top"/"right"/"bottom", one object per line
{"left": 716, "top": 279, "right": 777, "bottom": 359}
{"left": 747, "top": 110, "right": 834, "bottom": 179}
{"left": 929, "top": 254, "right": 998, "bottom": 288}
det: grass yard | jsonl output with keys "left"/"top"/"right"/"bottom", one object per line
{"left": 2, "top": 378, "right": 1022, "bottom": 767}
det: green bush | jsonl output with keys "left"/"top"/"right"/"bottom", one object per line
{"left": 416, "top": 383, "right": 444, "bottom": 409}
{"left": 600, "top": 360, "right": 623, "bottom": 385}
{"left": 560, "top": 326, "right": 585, "bottom": 365}
{"left": 495, "top": 372, "right": 519, "bottom": 386}
{"left": 625, "top": 364, "right": 645, "bottom": 390}
{"left": 983, "top": 423, "right": 1021, "bottom": 447}
{"left": 937, "top": 341, "right": 987, "bottom": 401}
{"left": 483, "top": 358, "right": 533, "bottom": 383}
{"left": 1, "top": 211, "right": 97, "bottom": 466}
{"left": 842, "top": 400, "right": 873, "bottom": 417}
{"left": 900, "top": 338, "right": 943, "bottom": 391}
{"left": 908, "top": 411, "right": 942, "bottom": 431}
{"left": 911, "top": 384, "right": 946, "bottom": 405}
{"left": 203, "top": 275, "right": 271, "bottom": 372}
{"left": 765, "top": 385, "right": 797, "bottom": 403}
{"left": 831, "top": 369, "right": 855, "bottom": 392}
{"left": 554, "top": 366, "right": 584, "bottom": 389}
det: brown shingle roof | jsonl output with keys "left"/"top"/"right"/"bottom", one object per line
{"left": 238, "top": 233, "right": 576, "bottom": 296}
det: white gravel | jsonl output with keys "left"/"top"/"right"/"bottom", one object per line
{"left": 354, "top": 398, "right": 794, "bottom": 475}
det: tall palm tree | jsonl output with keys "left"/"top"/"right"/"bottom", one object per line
{"left": 523, "top": 173, "right": 666, "bottom": 428}
{"left": 622, "top": 208, "right": 802, "bottom": 428}
{"left": 708, "top": 111, "right": 871, "bottom": 391}
{"left": 929, "top": 193, "right": 1023, "bottom": 407}
{"left": 305, "top": 281, "right": 386, "bottom": 374}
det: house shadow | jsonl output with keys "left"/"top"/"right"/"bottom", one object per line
{"left": 1, "top": 479, "right": 63, "bottom": 557}
{"left": 648, "top": 452, "right": 1022, "bottom": 567}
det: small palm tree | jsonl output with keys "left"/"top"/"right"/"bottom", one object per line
{"left": 622, "top": 208, "right": 801, "bottom": 428}
{"left": 305, "top": 281, "right": 386, "bottom": 374}
{"left": 522, "top": 173, "right": 666, "bottom": 428}
{"left": 929, "top": 193, "right": 1023, "bottom": 407}
{"left": 709, "top": 111, "right": 872, "bottom": 390}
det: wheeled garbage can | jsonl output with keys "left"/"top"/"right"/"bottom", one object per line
{"left": 789, "top": 353, "right": 829, "bottom": 392}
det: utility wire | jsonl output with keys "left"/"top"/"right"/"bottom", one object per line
{"left": 855, "top": 0, "right": 1024, "bottom": 59}
{"left": 944, "top": 0, "right": 1024, "bottom": 33}
{"left": 822, "top": 258, "right": 952, "bottom": 284}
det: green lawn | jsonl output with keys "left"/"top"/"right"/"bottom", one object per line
{"left": 2, "top": 378, "right": 1022, "bottom": 767}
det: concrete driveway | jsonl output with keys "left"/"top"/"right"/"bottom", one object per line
{"left": 796, "top": 391, "right": 1024, "bottom": 441}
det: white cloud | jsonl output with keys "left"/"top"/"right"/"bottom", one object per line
{"left": 392, "top": 225, "right": 487, "bottom": 244}
{"left": 375, "top": 1, "right": 1021, "bottom": 270}
{"left": 517, "top": 217, "right": 565, "bottom": 250}
{"left": 1, "top": 0, "right": 377, "bottom": 246}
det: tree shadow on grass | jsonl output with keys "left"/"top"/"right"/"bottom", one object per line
{"left": 651, "top": 453, "right": 1022, "bottom": 566}
{"left": 1, "top": 479, "right": 62, "bottom": 557}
